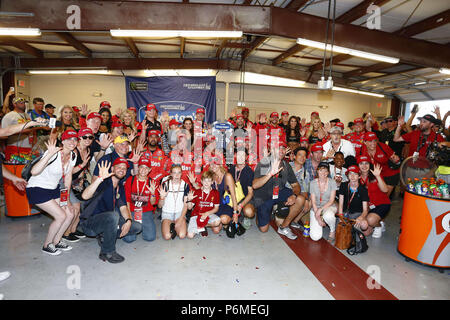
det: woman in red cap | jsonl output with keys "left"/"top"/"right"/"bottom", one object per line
{"left": 62, "top": 127, "right": 96, "bottom": 242}
{"left": 357, "top": 156, "right": 391, "bottom": 238}
{"left": 26, "top": 130, "right": 79, "bottom": 256}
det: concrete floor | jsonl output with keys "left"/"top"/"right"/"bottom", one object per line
{"left": 0, "top": 196, "right": 448, "bottom": 300}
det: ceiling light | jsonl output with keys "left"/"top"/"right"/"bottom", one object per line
{"left": 243, "top": 72, "right": 305, "bottom": 87}
{"left": 439, "top": 68, "right": 450, "bottom": 75}
{"left": 414, "top": 81, "right": 427, "bottom": 86}
{"left": 28, "top": 70, "right": 109, "bottom": 75}
{"left": 332, "top": 86, "right": 385, "bottom": 98}
{"left": 0, "top": 27, "right": 41, "bottom": 36}
{"left": 110, "top": 30, "right": 243, "bottom": 38}
{"left": 296, "top": 38, "right": 399, "bottom": 64}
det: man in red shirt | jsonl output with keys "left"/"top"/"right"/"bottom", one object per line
{"left": 168, "top": 133, "right": 201, "bottom": 189}
{"left": 394, "top": 114, "right": 444, "bottom": 157}
{"left": 268, "top": 112, "right": 287, "bottom": 149}
{"left": 344, "top": 117, "right": 366, "bottom": 155}
{"left": 124, "top": 157, "right": 158, "bottom": 242}
{"left": 141, "top": 129, "right": 168, "bottom": 182}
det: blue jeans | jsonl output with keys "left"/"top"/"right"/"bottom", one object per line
{"left": 80, "top": 211, "right": 142, "bottom": 254}
{"left": 122, "top": 210, "right": 156, "bottom": 243}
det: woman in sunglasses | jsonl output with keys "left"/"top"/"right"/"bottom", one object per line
{"left": 62, "top": 127, "right": 95, "bottom": 242}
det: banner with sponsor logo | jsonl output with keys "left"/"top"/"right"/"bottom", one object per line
{"left": 125, "top": 76, "right": 216, "bottom": 124}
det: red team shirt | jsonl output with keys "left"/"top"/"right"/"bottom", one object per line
{"left": 359, "top": 143, "right": 399, "bottom": 178}
{"left": 124, "top": 177, "right": 159, "bottom": 213}
{"left": 401, "top": 130, "right": 444, "bottom": 157}
{"left": 191, "top": 189, "right": 220, "bottom": 217}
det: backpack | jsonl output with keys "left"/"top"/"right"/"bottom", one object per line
{"left": 21, "top": 153, "right": 59, "bottom": 181}
{"left": 346, "top": 226, "right": 369, "bottom": 255}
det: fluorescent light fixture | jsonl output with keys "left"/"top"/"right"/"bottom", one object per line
{"left": 237, "top": 101, "right": 246, "bottom": 107}
{"left": 332, "top": 86, "right": 385, "bottom": 98}
{"left": 29, "top": 70, "right": 109, "bottom": 75}
{"left": 439, "top": 68, "right": 450, "bottom": 75}
{"left": 144, "top": 69, "right": 216, "bottom": 77}
{"left": 110, "top": 30, "right": 243, "bottom": 38}
{"left": 414, "top": 81, "right": 427, "bottom": 86}
{"left": 243, "top": 72, "right": 306, "bottom": 87}
{"left": 0, "top": 27, "right": 41, "bottom": 36}
{"left": 296, "top": 38, "right": 399, "bottom": 64}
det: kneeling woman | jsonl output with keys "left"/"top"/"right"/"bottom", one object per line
{"left": 26, "top": 130, "right": 78, "bottom": 255}
{"left": 357, "top": 156, "right": 391, "bottom": 237}
{"left": 309, "top": 162, "right": 337, "bottom": 242}
{"left": 158, "top": 164, "right": 190, "bottom": 240}
{"left": 337, "top": 165, "right": 370, "bottom": 234}
{"left": 124, "top": 157, "right": 158, "bottom": 242}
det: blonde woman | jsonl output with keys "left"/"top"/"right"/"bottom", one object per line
{"left": 120, "top": 109, "right": 137, "bottom": 136}
{"left": 50, "top": 105, "right": 80, "bottom": 141}
{"left": 305, "top": 117, "right": 327, "bottom": 146}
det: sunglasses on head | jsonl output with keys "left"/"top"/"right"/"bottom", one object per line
{"left": 81, "top": 135, "right": 95, "bottom": 140}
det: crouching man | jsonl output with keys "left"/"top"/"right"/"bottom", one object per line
{"left": 80, "top": 158, "right": 142, "bottom": 263}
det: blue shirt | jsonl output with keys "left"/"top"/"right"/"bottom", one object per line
{"left": 304, "top": 158, "right": 317, "bottom": 181}
{"left": 93, "top": 150, "right": 133, "bottom": 180}
{"left": 91, "top": 177, "right": 127, "bottom": 216}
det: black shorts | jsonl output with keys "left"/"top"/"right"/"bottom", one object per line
{"left": 383, "top": 174, "right": 399, "bottom": 186}
{"left": 369, "top": 204, "right": 391, "bottom": 219}
{"left": 26, "top": 187, "right": 59, "bottom": 205}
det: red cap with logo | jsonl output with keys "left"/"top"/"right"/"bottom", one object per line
{"left": 146, "top": 103, "right": 157, "bottom": 111}
{"left": 128, "top": 106, "right": 137, "bottom": 112}
{"left": 111, "top": 120, "right": 125, "bottom": 128}
{"left": 78, "top": 127, "right": 93, "bottom": 137}
{"left": 365, "top": 131, "right": 378, "bottom": 141}
{"left": 112, "top": 157, "right": 129, "bottom": 168}
{"left": 138, "top": 157, "right": 151, "bottom": 168}
{"left": 270, "top": 112, "right": 279, "bottom": 118}
{"left": 281, "top": 111, "right": 289, "bottom": 116}
{"left": 311, "top": 111, "right": 319, "bottom": 117}
{"left": 346, "top": 165, "right": 360, "bottom": 175}
{"left": 87, "top": 112, "right": 102, "bottom": 121}
{"left": 354, "top": 117, "right": 364, "bottom": 124}
{"left": 169, "top": 119, "right": 179, "bottom": 126}
{"left": 335, "top": 122, "right": 345, "bottom": 130}
{"left": 148, "top": 129, "right": 161, "bottom": 137}
{"left": 196, "top": 108, "right": 205, "bottom": 114}
{"left": 241, "top": 107, "right": 249, "bottom": 113}
{"left": 357, "top": 155, "right": 371, "bottom": 164}
{"left": 311, "top": 143, "right": 323, "bottom": 153}
{"left": 72, "top": 106, "right": 80, "bottom": 113}
{"left": 61, "top": 129, "right": 79, "bottom": 141}
{"left": 100, "top": 101, "right": 111, "bottom": 108}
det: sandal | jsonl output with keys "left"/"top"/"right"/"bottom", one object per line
{"left": 327, "top": 232, "right": 335, "bottom": 243}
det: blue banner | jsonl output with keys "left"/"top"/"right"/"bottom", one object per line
{"left": 125, "top": 76, "right": 216, "bottom": 124}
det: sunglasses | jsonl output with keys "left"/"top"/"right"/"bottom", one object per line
{"left": 386, "top": 119, "right": 394, "bottom": 123}
{"left": 81, "top": 136, "right": 95, "bottom": 140}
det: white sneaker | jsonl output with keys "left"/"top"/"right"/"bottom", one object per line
{"left": 277, "top": 226, "right": 297, "bottom": 240}
{"left": 0, "top": 271, "right": 11, "bottom": 282}
{"left": 380, "top": 221, "right": 386, "bottom": 232}
{"left": 0, "top": 293, "right": 3, "bottom": 300}
{"left": 42, "top": 243, "right": 62, "bottom": 256}
{"left": 372, "top": 226, "right": 382, "bottom": 238}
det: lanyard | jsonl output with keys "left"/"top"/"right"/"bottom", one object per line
{"left": 347, "top": 184, "right": 357, "bottom": 210}
{"left": 136, "top": 178, "right": 148, "bottom": 197}
{"left": 416, "top": 132, "right": 429, "bottom": 152}
{"left": 235, "top": 166, "right": 244, "bottom": 182}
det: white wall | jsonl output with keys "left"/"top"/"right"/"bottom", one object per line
{"left": 27, "top": 74, "right": 391, "bottom": 128}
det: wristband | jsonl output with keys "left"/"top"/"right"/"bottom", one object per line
{"left": 125, "top": 218, "right": 132, "bottom": 224}
{"left": 101, "top": 148, "right": 106, "bottom": 151}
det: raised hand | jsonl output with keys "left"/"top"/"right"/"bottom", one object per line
{"left": 81, "top": 104, "right": 89, "bottom": 116}
{"left": 370, "top": 163, "right": 382, "bottom": 177}
{"left": 127, "top": 131, "right": 137, "bottom": 143}
{"left": 187, "top": 190, "right": 197, "bottom": 202}
{"left": 98, "top": 161, "right": 114, "bottom": 180}
{"left": 158, "top": 185, "right": 168, "bottom": 200}
{"left": 148, "top": 179, "right": 157, "bottom": 194}
{"left": 45, "top": 138, "right": 61, "bottom": 155}
{"left": 397, "top": 116, "right": 405, "bottom": 127}
{"left": 130, "top": 149, "right": 142, "bottom": 164}
{"left": 187, "top": 171, "right": 197, "bottom": 185}
{"left": 269, "top": 159, "right": 283, "bottom": 177}
{"left": 98, "top": 133, "right": 113, "bottom": 150}
{"left": 80, "top": 148, "right": 91, "bottom": 167}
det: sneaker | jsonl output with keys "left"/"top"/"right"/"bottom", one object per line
{"left": 170, "top": 223, "right": 177, "bottom": 240}
{"left": 99, "top": 251, "right": 125, "bottom": 264}
{"left": 290, "top": 221, "right": 304, "bottom": 231}
{"left": 62, "top": 233, "right": 80, "bottom": 243}
{"left": 225, "top": 224, "right": 236, "bottom": 238}
{"left": 55, "top": 241, "right": 73, "bottom": 251}
{"left": 73, "top": 230, "right": 86, "bottom": 239}
{"left": 0, "top": 293, "right": 3, "bottom": 300}
{"left": 42, "top": 243, "right": 62, "bottom": 256}
{"left": 200, "top": 229, "right": 208, "bottom": 237}
{"left": 277, "top": 226, "right": 297, "bottom": 240}
{"left": 235, "top": 222, "right": 246, "bottom": 236}
{"left": 0, "top": 271, "right": 11, "bottom": 282}
{"left": 372, "top": 226, "right": 383, "bottom": 238}
{"left": 380, "top": 221, "right": 386, "bottom": 232}
{"left": 242, "top": 217, "right": 252, "bottom": 230}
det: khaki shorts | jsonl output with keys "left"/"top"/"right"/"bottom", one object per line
{"left": 188, "top": 214, "right": 221, "bottom": 235}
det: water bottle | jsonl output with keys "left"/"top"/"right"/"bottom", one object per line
{"left": 303, "top": 224, "right": 310, "bottom": 237}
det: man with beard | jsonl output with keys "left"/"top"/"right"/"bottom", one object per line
{"left": 268, "top": 112, "right": 287, "bottom": 146}
{"left": 344, "top": 117, "right": 366, "bottom": 155}
{"left": 141, "top": 129, "right": 168, "bottom": 183}
{"left": 81, "top": 158, "right": 142, "bottom": 263}
{"left": 394, "top": 114, "right": 444, "bottom": 157}
{"left": 322, "top": 125, "right": 355, "bottom": 162}
{"left": 377, "top": 116, "right": 406, "bottom": 158}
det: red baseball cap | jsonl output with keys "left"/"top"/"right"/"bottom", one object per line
{"left": 169, "top": 119, "right": 179, "bottom": 126}
{"left": 365, "top": 131, "right": 378, "bottom": 141}
{"left": 346, "top": 165, "right": 360, "bottom": 175}
{"left": 128, "top": 106, "right": 137, "bottom": 112}
{"left": 270, "top": 112, "right": 279, "bottom": 118}
{"left": 111, "top": 120, "right": 125, "bottom": 128}
{"left": 148, "top": 129, "right": 161, "bottom": 137}
{"left": 236, "top": 113, "right": 244, "bottom": 119}
{"left": 357, "top": 155, "right": 370, "bottom": 164}
{"left": 196, "top": 108, "right": 205, "bottom": 114}
{"left": 87, "top": 112, "right": 102, "bottom": 121}
{"left": 72, "top": 106, "right": 80, "bottom": 112}
{"left": 112, "top": 157, "right": 129, "bottom": 168}
{"left": 61, "top": 129, "right": 78, "bottom": 141}
{"left": 335, "top": 122, "right": 345, "bottom": 130}
{"left": 138, "top": 157, "right": 151, "bottom": 168}
{"left": 100, "top": 101, "right": 111, "bottom": 108}
{"left": 146, "top": 104, "right": 157, "bottom": 111}
{"left": 311, "top": 143, "right": 323, "bottom": 153}
{"left": 78, "top": 127, "right": 93, "bottom": 137}
{"left": 281, "top": 111, "right": 289, "bottom": 116}
{"left": 242, "top": 107, "right": 249, "bottom": 113}
{"left": 354, "top": 117, "right": 364, "bottom": 124}
{"left": 311, "top": 111, "right": 319, "bottom": 117}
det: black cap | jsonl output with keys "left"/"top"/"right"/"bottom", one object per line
{"left": 45, "top": 103, "right": 56, "bottom": 109}
{"left": 418, "top": 114, "right": 439, "bottom": 124}
{"left": 330, "top": 118, "right": 340, "bottom": 123}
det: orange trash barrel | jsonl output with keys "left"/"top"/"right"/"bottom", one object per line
{"left": 3, "top": 164, "right": 40, "bottom": 217}
{"left": 398, "top": 190, "right": 450, "bottom": 269}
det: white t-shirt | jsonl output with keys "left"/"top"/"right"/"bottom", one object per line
{"left": 322, "top": 139, "right": 355, "bottom": 160}
{"left": 1, "top": 111, "right": 32, "bottom": 148}
{"left": 329, "top": 165, "right": 348, "bottom": 190}
{"left": 27, "top": 151, "right": 77, "bottom": 190}
{"left": 160, "top": 177, "right": 189, "bottom": 214}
